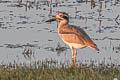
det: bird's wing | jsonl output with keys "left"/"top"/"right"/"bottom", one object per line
{"left": 59, "top": 25, "right": 99, "bottom": 50}
{"left": 59, "top": 32, "right": 85, "bottom": 45}
{"left": 59, "top": 25, "right": 86, "bottom": 45}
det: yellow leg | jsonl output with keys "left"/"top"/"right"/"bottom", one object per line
{"left": 73, "top": 49, "right": 77, "bottom": 65}
{"left": 70, "top": 47, "right": 74, "bottom": 65}
{"left": 71, "top": 47, "right": 77, "bottom": 65}
{"left": 70, "top": 47, "right": 74, "bottom": 59}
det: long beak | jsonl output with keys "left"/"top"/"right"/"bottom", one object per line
{"left": 46, "top": 18, "right": 56, "bottom": 22}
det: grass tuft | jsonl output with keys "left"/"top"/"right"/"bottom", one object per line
{"left": 0, "top": 60, "right": 120, "bottom": 80}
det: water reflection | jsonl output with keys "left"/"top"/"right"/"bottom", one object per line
{"left": 115, "top": 15, "right": 120, "bottom": 25}
{"left": 22, "top": 47, "right": 35, "bottom": 60}
{"left": 44, "top": 42, "right": 67, "bottom": 56}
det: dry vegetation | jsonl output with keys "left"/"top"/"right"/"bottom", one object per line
{"left": 0, "top": 61, "right": 120, "bottom": 80}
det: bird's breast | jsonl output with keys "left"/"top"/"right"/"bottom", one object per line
{"left": 64, "top": 40, "right": 86, "bottom": 49}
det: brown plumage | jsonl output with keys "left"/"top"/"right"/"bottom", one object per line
{"left": 58, "top": 24, "right": 99, "bottom": 51}
{"left": 46, "top": 12, "right": 99, "bottom": 65}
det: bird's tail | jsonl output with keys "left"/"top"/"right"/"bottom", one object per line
{"left": 90, "top": 44, "right": 99, "bottom": 51}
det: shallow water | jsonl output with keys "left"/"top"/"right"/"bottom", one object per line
{"left": 0, "top": 0, "right": 120, "bottom": 65}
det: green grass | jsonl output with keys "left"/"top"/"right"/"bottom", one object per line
{"left": 0, "top": 61, "right": 120, "bottom": 80}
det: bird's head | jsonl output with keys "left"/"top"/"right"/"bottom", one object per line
{"left": 46, "top": 12, "right": 69, "bottom": 22}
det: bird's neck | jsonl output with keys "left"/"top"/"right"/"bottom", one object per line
{"left": 58, "top": 19, "right": 69, "bottom": 27}
{"left": 58, "top": 19, "right": 69, "bottom": 33}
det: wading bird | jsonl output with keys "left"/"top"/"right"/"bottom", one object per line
{"left": 46, "top": 12, "right": 99, "bottom": 65}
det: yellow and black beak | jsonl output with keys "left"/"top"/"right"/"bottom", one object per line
{"left": 46, "top": 18, "right": 57, "bottom": 22}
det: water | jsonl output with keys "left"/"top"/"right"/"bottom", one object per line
{"left": 0, "top": 0, "right": 120, "bottom": 65}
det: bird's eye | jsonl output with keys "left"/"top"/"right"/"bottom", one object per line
{"left": 63, "top": 16, "right": 68, "bottom": 19}
{"left": 59, "top": 15, "right": 63, "bottom": 17}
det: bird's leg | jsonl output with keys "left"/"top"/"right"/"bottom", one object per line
{"left": 73, "top": 48, "right": 77, "bottom": 65}
{"left": 71, "top": 47, "right": 77, "bottom": 65}
{"left": 71, "top": 47, "right": 75, "bottom": 65}
{"left": 71, "top": 47, "right": 74, "bottom": 59}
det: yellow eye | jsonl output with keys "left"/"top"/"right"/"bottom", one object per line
{"left": 59, "top": 15, "right": 63, "bottom": 17}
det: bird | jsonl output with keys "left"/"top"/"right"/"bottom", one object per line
{"left": 46, "top": 12, "right": 99, "bottom": 65}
